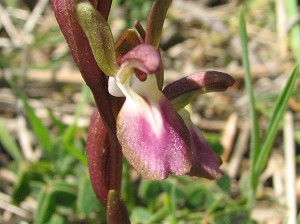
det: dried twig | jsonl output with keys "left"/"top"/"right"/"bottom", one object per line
{"left": 0, "top": 3, "right": 21, "bottom": 46}
{"left": 0, "top": 193, "right": 30, "bottom": 219}
{"left": 17, "top": 107, "right": 36, "bottom": 161}
{"left": 221, "top": 113, "right": 238, "bottom": 162}
{"left": 24, "top": 0, "right": 50, "bottom": 33}
{"left": 284, "top": 111, "right": 297, "bottom": 224}
{"left": 276, "top": 0, "right": 288, "bottom": 59}
{"left": 227, "top": 120, "right": 250, "bottom": 178}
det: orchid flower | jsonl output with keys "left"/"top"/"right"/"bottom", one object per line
{"left": 74, "top": 0, "right": 234, "bottom": 181}
{"left": 52, "top": 0, "right": 235, "bottom": 219}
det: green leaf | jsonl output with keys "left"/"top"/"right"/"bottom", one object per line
{"left": 61, "top": 85, "right": 89, "bottom": 143}
{"left": 60, "top": 85, "right": 89, "bottom": 165}
{"left": 239, "top": 9, "right": 260, "bottom": 150}
{"left": 7, "top": 79, "right": 54, "bottom": 158}
{"left": 148, "top": 204, "right": 169, "bottom": 223}
{"left": 138, "top": 180, "right": 162, "bottom": 202}
{"left": 34, "top": 181, "right": 77, "bottom": 224}
{"left": 213, "top": 207, "right": 251, "bottom": 224}
{"left": 216, "top": 174, "right": 231, "bottom": 194}
{"left": 205, "top": 133, "right": 224, "bottom": 156}
{"left": 53, "top": 183, "right": 77, "bottom": 207}
{"left": 77, "top": 175, "right": 101, "bottom": 217}
{"left": 0, "top": 49, "right": 19, "bottom": 69}
{"left": 122, "top": 159, "right": 135, "bottom": 211}
{"left": 188, "top": 191, "right": 207, "bottom": 210}
{"left": 169, "top": 184, "right": 177, "bottom": 224}
{"left": 185, "top": 185, "right": 207, "bottom": 210}
{"left": 285, "top": 0, "right": 300, "bottom": 61}
{"left": 3, "top": 0, "right": 18, "bottom": 8}
{"left": 161, "top": 180, "right": 185, "bottom": 201}
{"left": 46, "top": 108, "right": 67, "bottom": 134}
{"left": 239, "top": 10, "right": 263, "bottom": 210}
{"left": 255, "top": 66, "right": 299, "bottom": 174}
{"left": 0, "top": 119, "right": 23, "bottom": 163}
{"left": 75, "top": 0, "right": 118, "bottom": 76}
{"left": 48, "top": 214, "right": 68, "bottom": 224}
{"left": 13, "top": 162, "right": 54, "bottom": 204}
{"left": 55, "top": 155, "right": 75, "bottom": 175}
{"left": 131, "top": 207, "right": 152, "bottom": 223}
{"left": 239, "top": 10, "right": 261, "bottom": 197}
{"left": 63, "top": 144, "right": 87, "bottom": 165}
{"left": 12, "top": 163, "right": 31, "bottom": 204}
{"left": 34, "top": 185, "right": 56, "bottom": 224}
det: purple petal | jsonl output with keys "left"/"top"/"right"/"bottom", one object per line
{"left": 114, "top": 30, "right": 148, "bottom": 81}
{"left": 145, "top": 0, "right": 170, "bottom": 88}
{"left": 163, "top": 71, "right": 235, "bottom": 110}
{"left": 187, "top": 124, "right": 223, "bottom": 180}
{"left": 120, "top": 44, "right": 162, "bottom": 74}
{"left": 117, "top": 93, "right": 192, "bottom": 180}
{"left": 145, "top": 0, "right": 172, "bottom": 48}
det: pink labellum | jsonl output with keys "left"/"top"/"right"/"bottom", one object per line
{"left": 117, "top": 89, "right": 192, "bottom": 180}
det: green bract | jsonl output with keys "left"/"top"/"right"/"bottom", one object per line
{"left": 75, "top": 0, "right": 118, "bottom": 76}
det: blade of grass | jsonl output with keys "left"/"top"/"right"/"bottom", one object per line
{"left": 73, "top": 84, "right": 90, "bottom": 121}
{"left": 122, "top": 159, "right": 135, "bottom": 212}
{"left": 61, "top": 84, "right": 90, "bottom": 164}
{"left": 34, "top": 184, "right": 55, "bottom": 224}
{"left": 46, "top": 107, "right": 67, "bottom": 134}
{"left": 148, "top": 204, "right": 169, "bottom": 223}
{"left": 0, "top": 119, "right": 24, "bottom": 163}
{"left": 64, "top": 144, "right": 87, "bottom": 165}
{"left": 255, "top": 66, "right": 299, "bottom": 174}
{"left": 34, "top": 181, "right": 76, "bottom": 224}
{"left": 62, "top": 84, "right": 90, "bottom": 144}
{"left": 239, "top": 10, "right": 261, "bottom": 200}
{"left": 170, "top": 183, "right": 177, "bottom": 224}
{"left": 285, "top": 0, "right": 300, "bottom": 62}
{"left": 77, "top": 175, "right": 102, "bottom": 217}
{"left": 7, "top": 79, "right": 55, "bottom": 158}
{"left": 13, "top": 161, "right": 54, "bottom": 204}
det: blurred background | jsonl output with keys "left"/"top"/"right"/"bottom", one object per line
{"left": 0, "top": 0, "right": 299, "bottom": 223}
